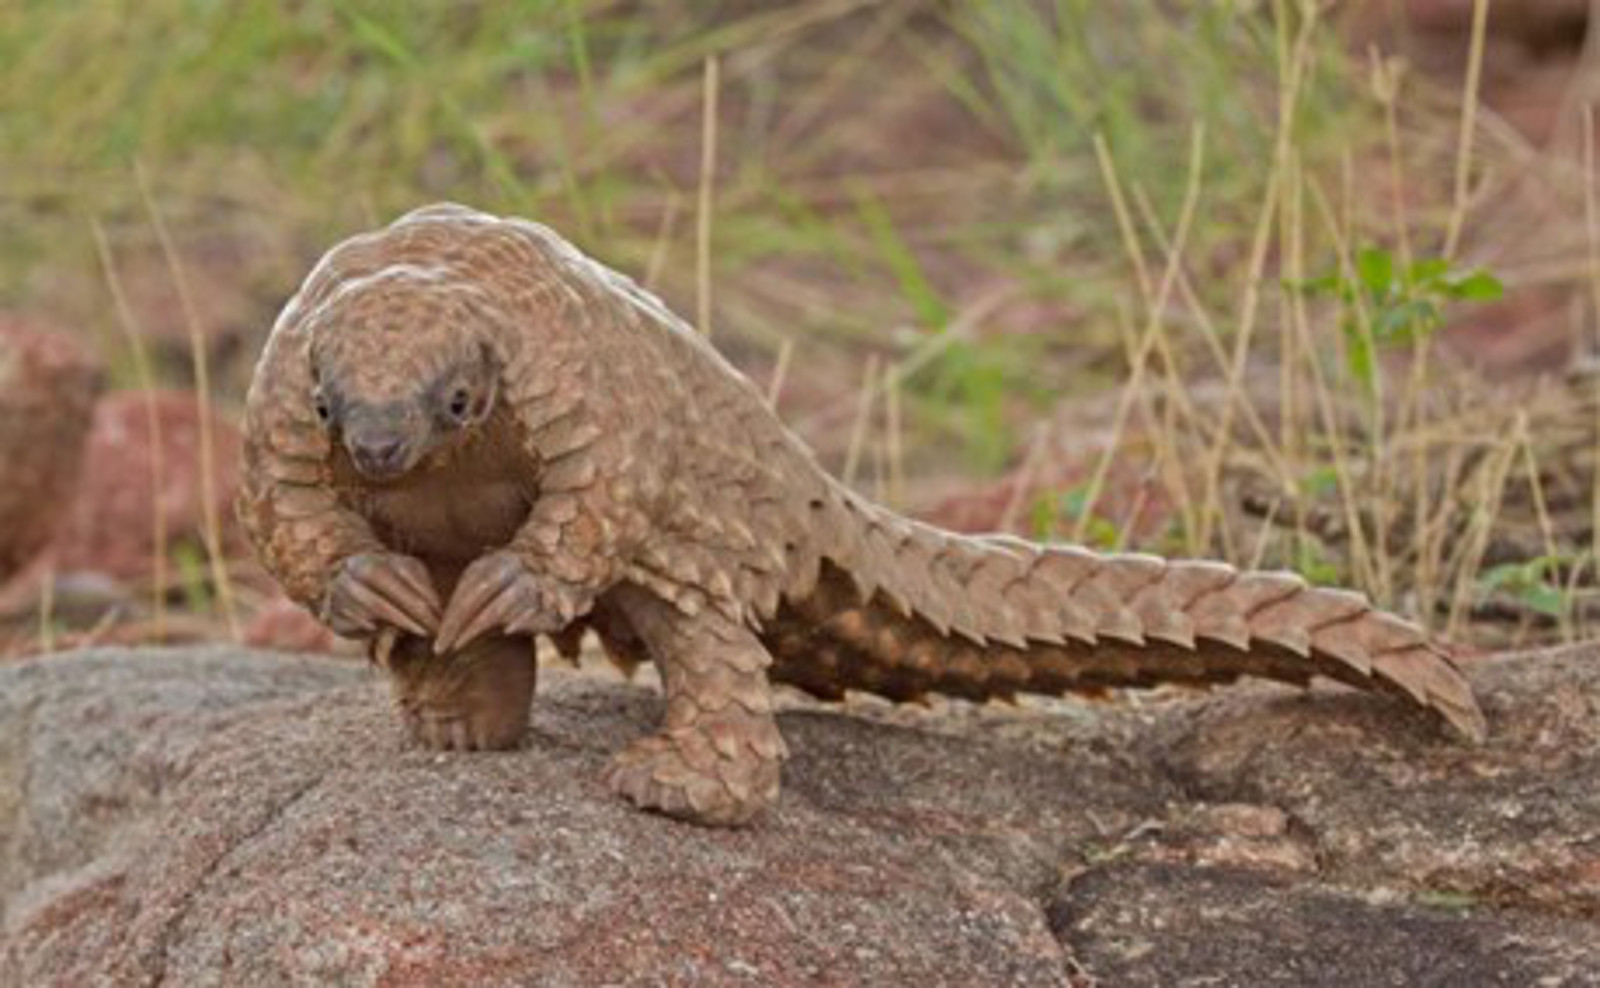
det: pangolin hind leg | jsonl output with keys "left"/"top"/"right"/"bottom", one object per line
{"left": 602, "top": 585, "right": 788, "bottom": 826}
{"left": 383, "top": 633, "right": 537, "bottom": 751}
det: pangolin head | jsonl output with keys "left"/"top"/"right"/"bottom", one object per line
{"left": 306, "top": 267, "right": 503, "bottom": 482}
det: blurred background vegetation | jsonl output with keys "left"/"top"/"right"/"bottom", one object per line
{"left": 3, "top": 0, "right": 1600, "bottom": 655}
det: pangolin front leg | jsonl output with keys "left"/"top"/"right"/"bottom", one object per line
{"left": 383, "top": 632, "right": 537, "bottom": 751}
{"left": 603, "top": 586, "right": 787, "bottom": 826}
{"left": 433, "top": 446, "right": 627, "bottom": 654}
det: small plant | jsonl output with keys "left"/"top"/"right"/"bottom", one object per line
{"left": 912, "top": 340, "right": 1019, "bottom": 471}
{"left": 1031, "top": 486, "right": 1121, "bottom": 549}
{"left": 171, "top": 539, "right": 214, "bottom": 616}
{"left": 1476, "top": 556, "right": 1569, "bottom": 620}
{"left": 1291, "top": 535, "right": 1342, "bottom": 587}
{"left": 1293, "top": 247, "right": 1503, "bottom": 393}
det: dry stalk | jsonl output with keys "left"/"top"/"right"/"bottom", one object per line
{"left": 1442, "top": 0, "right": 1490, "bottom": 259}
{"left": 766, "top": 336, "right": 795, "bottom": 408}
{"left": 842, "top": 353, "right": 882, "bottom": 487}
{"left": 1078, "top": 125, "right": 1206, "bottom": 544}
{"left": 696, "top": 54, "right": 720, "bottom": 337}
{"left": 644, "top": 186, "right": 683, "bottom": 291}
{"left": 1445, "top": 417, "right": 1521, "bottom": 637}
{"left": 1196, "top": 0, "right": 1319, "bottom": 555}
{"left": 134, "top": 164, "right": 240, "bottom": 641}
{"left": 91, "top": 218, "right": 168, "bottom": 640}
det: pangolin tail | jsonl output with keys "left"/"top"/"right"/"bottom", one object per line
{"left": 764, "top": 494, "right": 1485, "bottom": 741}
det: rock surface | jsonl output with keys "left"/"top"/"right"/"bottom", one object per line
{"left": 0, "top": 388, "right": 252, "bottom": 648}
{"left": 1, "top": 645, "right": 1597, "bottom": 986}
{"left": 0, "top": 316, "right": 101, "bottom": 584}
{"left": 48, "top": 390, "right": 243, "bottom": 584}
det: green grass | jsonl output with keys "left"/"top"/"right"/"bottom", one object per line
{"left": 0, "top": 1, "right": 1371, "bottom": 376}
{"left": 7, "top": 0, "right": 1581, "bottom": 646}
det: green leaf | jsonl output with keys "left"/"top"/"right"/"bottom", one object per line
{"left": 1524, "top": 583, "right": 1567, "bottom": 618}
{"left": 1477, "top": 557, "right": 1567, "bottom": 618}
{"left": 1293, "top": 538, "right": 1342, "bottom": 586}
{"left": 1030, "top": 493, "right": 1058, "bottom": 540}
{"left": 1406, "top": 258, "right": 1450, "bottom": 285}
{"left": 852, "top": 189, "right": 950, "bottom": 331}
{"left": 1477, "top": 564, "right": 1512, "bottom": 592}
{"left": 1444, "top": 270, "right": 1504, "bottom": 302}
{"left": 1288, "top": 271, "right": 1350, "bottom": 297}
{"left": 1374, "top": 299, "right": 1440, "bottom": 345}
{"left": 1343, "top": 319, "right": 1376, "bottom": 391}
{"left": 171, "top": 540, "right": 213, "bottom": 614}
{"left": 336, "top": 4, "right": 417, "bottom": 69}
{"left": 1356, "top": 247, "right": 1395, "bottom": 296}
{"left": 1037, "top": 487, "right": 1122, "bottom": 550}
{"left": 1301, "top": 466, "right": 1340, "bottom": 498}
{"left": 1061, "top": 487, "right": 1091, "bottom": 519}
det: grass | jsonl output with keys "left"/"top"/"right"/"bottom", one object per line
{"left": 2, "top": 0, "right": 1595, "bottom": 652}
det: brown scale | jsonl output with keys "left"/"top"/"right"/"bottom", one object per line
{"left": 241, "top": 204, "right": 1486, "bottom": 832}
{"left": 761, "top": 554, "right": 1476, "bottom": 725}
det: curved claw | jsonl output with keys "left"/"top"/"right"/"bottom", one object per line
{"left": 324, "top": 552, "right": 442, "bottom": 638}
{"left": 436, "top": 551, "right": 546, "bottom": 654}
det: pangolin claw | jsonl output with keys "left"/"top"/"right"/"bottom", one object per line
{"left": 323, "top": 551, "right": 442, "bottom": 639}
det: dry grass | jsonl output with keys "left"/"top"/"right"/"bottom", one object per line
{"left": 2, "top": 0, "right": 1597, "bottom": 653}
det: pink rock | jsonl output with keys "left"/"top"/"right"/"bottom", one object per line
{"left": 242, "top": 596, "right": 339, "bottom": 655}
{"left": 3, "top": 645, "right": 1598, "bottom": 983}
{"left": 1404, "top": 0, "right": 1587, "bottom": 40}
{"left": 49, "top": 390, "right": 242, "bottom": 583}
{"left": 0, "top": 316, "right": 101, "bottom": 582}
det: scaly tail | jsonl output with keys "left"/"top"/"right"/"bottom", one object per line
{"left": 765, "top": 492, "right": 1485, "bottom": 741}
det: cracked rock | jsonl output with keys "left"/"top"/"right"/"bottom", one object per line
{"left": 2, "top": 645, "right": 1598, "bottom": 985}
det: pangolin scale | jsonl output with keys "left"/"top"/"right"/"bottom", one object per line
{"left": 238, "top": 204, "right": 1485, "bottom": 827}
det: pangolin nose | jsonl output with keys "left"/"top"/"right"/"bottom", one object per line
{"left": 351, "top": 435, "right": 408, "bottom": 475}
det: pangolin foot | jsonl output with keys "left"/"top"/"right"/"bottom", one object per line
{"left": 386, "top": 634, "right": 536, "bottom": 752}
{"left": 603, "top": 726, "right": 783, "bottom": 827}
{"left": 401, "top": 699, "right": 529, "bottom": 752}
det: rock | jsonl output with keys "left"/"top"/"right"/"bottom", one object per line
{"left": 1049, "top": 864, "right": 1594, "bottom": 987}
{"left": 49, "top": 390, "right": 243, "bottom": 584}
{"left": 1344, "top": 0, "right": 1591, "bottom": 145}
{"left": 240, "top": 596, "right": 339, "bottom": 655}
{"left": 2, "top": 645, "right": 1598, "bottom": 985}
{"left": 0, "top": 316, "right": 101, "bottom": 583}
{"left": 0, "top": 651, "right": 356, "bottom": 913}
{"left": 1345, "top": 0, "right": 1590, "bottom": 50}
{"left": 79, "top": 224, "right": 294, "bottom": 360}
{"left": 0, "top": 390, "right": 247, "bottom": 641}
{"left": 1395, "top": 0, "right": 1588, "bottom": 43}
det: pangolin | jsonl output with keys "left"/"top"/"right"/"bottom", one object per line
{"left": 238, "top": 204, "right": 1485, "bottom": 827}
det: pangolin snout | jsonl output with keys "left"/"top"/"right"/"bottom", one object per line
{"left": 346, "top": 429, "right": 415, "bottom": 480}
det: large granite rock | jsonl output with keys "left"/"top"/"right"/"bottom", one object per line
{"left": 1, "top": 645, "right": 1596, "bottom": 986}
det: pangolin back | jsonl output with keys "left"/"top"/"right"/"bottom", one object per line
{"left": 762, "top": 483, "right": 1485, "bottom": 741}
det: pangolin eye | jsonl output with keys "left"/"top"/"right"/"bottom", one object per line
{"left": 448, "top": 387, "right": 471, "bottom": 421}
{"left": 313, "top": 393, "right": 331, "bottom": 424}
